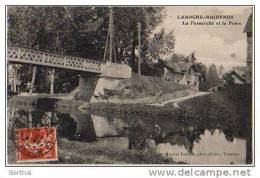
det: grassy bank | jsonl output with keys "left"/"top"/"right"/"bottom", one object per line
{"left": 56, "top": 138, "right": 176, "bottom": 164}
{"left": 106, "top": 74, "right": 188, "bottom": 99}
{"left": 8, "top": 138, "right": 176, "bottom": 164}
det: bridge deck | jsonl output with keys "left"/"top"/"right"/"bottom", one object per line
{"left": 7, "top": 46, "right": 102, "bottom": 73}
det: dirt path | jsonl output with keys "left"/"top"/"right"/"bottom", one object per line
{"left": 149, "top": 92, "right": 211, "bottom": 107}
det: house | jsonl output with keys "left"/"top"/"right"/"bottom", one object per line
{"left": 162, "top": 59, "right": 201, "bottom": 91}
{"left": 227, "top": 71, "right": 247, "bottom": 85}
{"left": 223, "top": 66, "right": 248, "bottom": 85}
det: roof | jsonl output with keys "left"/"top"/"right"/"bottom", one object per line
{"left": 164, "top": 60, "right": 192, "bottom": 73}
{"left": 225, "top": 66, "right": 248, "bottom": 83}
{"left": 243, "top": 13, "right": 252, "bottom": 33}
{"left": 230, "top": 66, "right": 247, "bottom": 78}
{"left": 163, "top": 60, "right": 200, "bottom": 75}
{"left": 229, "top": 71, "right": 247, "bottom": 83}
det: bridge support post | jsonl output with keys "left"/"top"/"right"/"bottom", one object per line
{"left": 50, "top": 69, "right": 55, "bottom": 94}
{"left": 74, "top": 113, "right": 96, "bottom": 141}
{"left": 11, "top": 64, "right": 17, "bottom": 92}
{"left": 30, "top": 66, "right": 37, "bottom": 94}
{"left": 70, "top": 73, "right": 99, "bottom": 102}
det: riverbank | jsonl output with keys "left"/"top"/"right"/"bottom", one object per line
{"left": 91, "top": 74, "right": 198, "bottom": 104}
{"left": 99, "top": 89, "right": 197, "bottom": 104}
{"left": 7, "top": 137, "right": 177, "bottom": 164}
{"left": 57, "top": 138, "right": 177, "bottom": 164}
{"left": 8, "top": 74, "right": 199, "bottom": 110}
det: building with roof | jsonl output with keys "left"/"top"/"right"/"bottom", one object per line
{"left": 223, "top": 66, "right": 248, "bottom": 85}
{"left": 162, "top": 59, "right": 201, "bottom": 91}
{"left": 243, "top": 13, "right": 253, "bottom": 83}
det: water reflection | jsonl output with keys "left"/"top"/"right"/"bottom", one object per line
{"left": 157, "top": 130, "right": 246, "bottom": 164}
{"left": 8, "top": 108, "right": 96, "bottom": 142}
{"left": 7, "top": 104, "right": 251, "bottom": 164}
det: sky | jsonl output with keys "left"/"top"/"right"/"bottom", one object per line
{"left": 159, "top": 6, "right": 253, "bottom": 70}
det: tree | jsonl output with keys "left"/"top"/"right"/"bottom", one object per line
{"left": 168, "top": 53, "right": 186, "bottom": 62}
{"left": 196, "top": 63, "right": 207, "bottom": 81}
{"left": 8, "top": 7, "right": 166, "bottom": 93}
{"left": 8, "top": 7, "right": 100, "bottom": 93}
{"left": 189, "top": 51, "right": 197, "bottom": 63}
{"left": 196, "top": 63, "right": 208, "bottom": 91}
{"left": 8, "top": 7, "right": 165, "bottom": 60}
{"left": 218, "top": 65, "right": 224, "bottom": 77}
{"left": 112, "top": 7, "right": 165, "bottom": 72}
{"left": 206, "top": 64, "right": 219, "bottom": 89}
{"left": 148, "top": 28, "right": 175, "bottom": 60}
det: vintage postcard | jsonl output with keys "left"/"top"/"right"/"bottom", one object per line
{"left": 6, "top": 5, "right": 254, "bottom": 166}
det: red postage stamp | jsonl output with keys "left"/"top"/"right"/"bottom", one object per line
{"left": 15, "top": 127, "right": 58, "bottom": 163}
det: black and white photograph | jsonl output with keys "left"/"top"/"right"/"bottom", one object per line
{"left": 6, "top": 5, "right": 254, "bottom": 166}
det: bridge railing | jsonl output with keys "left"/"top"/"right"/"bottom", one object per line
{"left": 7, "top": 46, "right": 102, "bottom": 73}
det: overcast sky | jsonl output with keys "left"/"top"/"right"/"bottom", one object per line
{"left": 159, "top": 6, "right": 252, "bottom": 70}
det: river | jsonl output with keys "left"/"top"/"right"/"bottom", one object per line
{"left": 7, "top": 99, "right": 251, "bottom": 165}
